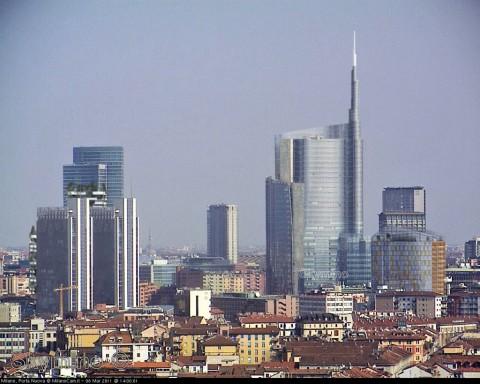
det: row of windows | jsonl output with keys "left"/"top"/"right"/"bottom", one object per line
{"left": 240, "top": 349, "right": 266, "bottom": 355}
{"left": 240, "top": 334, "right": 267, "bottom": 340}
{"left": 240, "top": 342, "right": 266, "bottom": 348}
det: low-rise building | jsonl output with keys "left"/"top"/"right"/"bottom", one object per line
{"left": 375, "top": 291, "right": 443, "bottom": 318}
{"left": 199, "top": 334, "right": 239, "bottom": 366}
{"left": 228, "top": 326, "right": 279, "bottom": 364}
{"left": 238, "top": 314, "right": 296, "bottom": 337}
{"left": 296, "top": 313, "right": 346, "bottom": 341}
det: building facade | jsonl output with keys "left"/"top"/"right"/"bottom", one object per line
{"left": 465, "top": 237, "right": 480, "bottom": 262}
{"left": 379, "top": 187, "right": 426, "bottom": 231}
{"left": 371, "top": 186, "right": 446, "bottom": 294}
{"left": 207, "top": 204, "right": 238, "bottom": 264}
{"left": 371, "top": 226, "right": 446, "bottom": 293}
{"left": 36, "top": 194, "right": 139, "bottom": 316}
{"left": 266, "top": 36, "right": 370, "bottom": 293}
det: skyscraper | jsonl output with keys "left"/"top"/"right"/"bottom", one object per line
{"left": 266, "top": 34, "right": 370, "bottom": 293}
{"left": 63, "top": 146, "right": 124, "bottom": 207}
{"left": 37, "top": 146, "right": 138, "bottom": 316}
{"left": 207, "top": 204, "right": 238, "bottom": 264}
{"left": 371, "top": 186, "right": 446, "bottom": 294}
{"left": 36, "top": 193, "right": 139, "bottom": 316}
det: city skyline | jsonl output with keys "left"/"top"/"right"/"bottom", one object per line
{"left": 1, "top": 1, "right": 479, "bottom": 249}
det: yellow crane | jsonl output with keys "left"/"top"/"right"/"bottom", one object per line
{"left": 54, "top": 284, "right": 78, "bottom": 319}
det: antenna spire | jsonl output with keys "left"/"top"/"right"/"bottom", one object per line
{"left": 353, "top": 31, "right": 357, "bottom": 67}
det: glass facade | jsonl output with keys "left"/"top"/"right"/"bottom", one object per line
{"left": 266, "top": 41, "right": 369, "bottom": 292}
{"left": 265, "top": 177, "right": 304, "bottom": 294}
{"left": 63, "top": 146, "right": 124, "bottom": 206}
{"left": 371, "top": 226, "right": 444, "bottom": 292}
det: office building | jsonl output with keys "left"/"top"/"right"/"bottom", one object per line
{"left": 379, "top": 187, "right": 426, "bottom": 231}
{"left": 371, "top": 187, "right": 446, "bottom": 294}
{"left": 63, "top": 146, "right": 124, "bottom": 207}
{"left": 207, "top": 204, "right": 238, "bottom": 264}
{"left": 266, "top": 34, "right": 370, "bottom": 293}
{"left": 36, "top": 193, "right": 139, "bottom": 316}
{"left": 465, "top": 237, "right": 480, "bottom": 262}
{"left": 139, "top": 259, "right": 181, "bottom": 288}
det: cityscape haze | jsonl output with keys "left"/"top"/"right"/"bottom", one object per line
{"left": 1, "top": 1, "right": 479, "bottom": 250}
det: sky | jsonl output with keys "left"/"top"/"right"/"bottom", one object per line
{"left": 1, "top": 0, "right": 479, "bottom": 251}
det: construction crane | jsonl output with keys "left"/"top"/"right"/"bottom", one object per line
{"left": 54, "top": 284, "right": 77, "bottom": 319}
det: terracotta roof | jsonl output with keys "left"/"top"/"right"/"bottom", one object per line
{"left": 202, "top": 334, "right": 238, "bottom": 347}
{"left": 334, "top": 366, "right": 391, "bottom": 378}
{"left": 289, "top": 341, "right": 411, "bottom": 368}
{"left": 171, "top": 355, "right": 207, "bottom": 367}
{"left": 95, "top": 330, "right": 133, "bottom": 345}
{"left": 260, "top": 361, "right": 295, "bottom": 371}
{"left": 435, "top": 316, "right": 480, "bottom": 326}
{"left": 367, "top": 330, "right": 426, "bottom": 341}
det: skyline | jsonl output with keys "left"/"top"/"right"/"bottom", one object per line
{"left": 1, "top": 1, "right": 479, "bottom": 249}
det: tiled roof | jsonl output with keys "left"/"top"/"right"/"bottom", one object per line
{"left": 334, "top": 366, "right": 392, "bottom": 378}
{"left": 95, "top": 330, "right": 133, "bottom": 345}
{"left": 202, "top": 334, "right": 238, "bottom": 347}
{"left": 289, "top": 341, "right": 411, "bottom": 368}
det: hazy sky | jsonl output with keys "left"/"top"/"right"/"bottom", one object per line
{"left": 1, "top": 0, "right": 479, "bottom": 250}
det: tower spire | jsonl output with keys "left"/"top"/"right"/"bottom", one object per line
{"left": 349, "top": 31, "right": 359, "bottom": 125}
{"left": 353, "top": 30, "right": 356, "bottom": 67}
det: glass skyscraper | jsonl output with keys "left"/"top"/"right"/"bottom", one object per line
{"left": 266, "top": 35, "right": 370, "bottom": 294}
{"left": 63, "top": 146, "right": 124, "bottom": 206}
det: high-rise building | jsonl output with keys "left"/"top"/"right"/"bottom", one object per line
{"left": 36, "top": 192, "right": 139, "bottom": 316}
{"left": 465, "top": 237, "right": 480, "bottom": 262}
{"left": 113, "top": 197, "right": 139, "bottom": 310}
{"left": 266, "top": 34, "right": 370, "bottom": 293}
{"left": 28, "top": 226, "right": 37, "bottom": 295}
{"left": 379, "top": 187, "right": 426, "bottom": 231}
{"left": 207, "top": 204, "right": 238, "bottom": 264}
{"left": 371, "top": 187, "right": 446, "bottom": 294}
{"left": 63, "top": 146, "right": 124, "bottom": 207}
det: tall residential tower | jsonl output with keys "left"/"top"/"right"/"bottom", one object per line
{"left": 207, "top": 204, "right": 238, "bottom": 264}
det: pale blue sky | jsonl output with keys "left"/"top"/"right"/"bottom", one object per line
{"left": 1, "top": 0, "right": 479, "bottom": 250}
